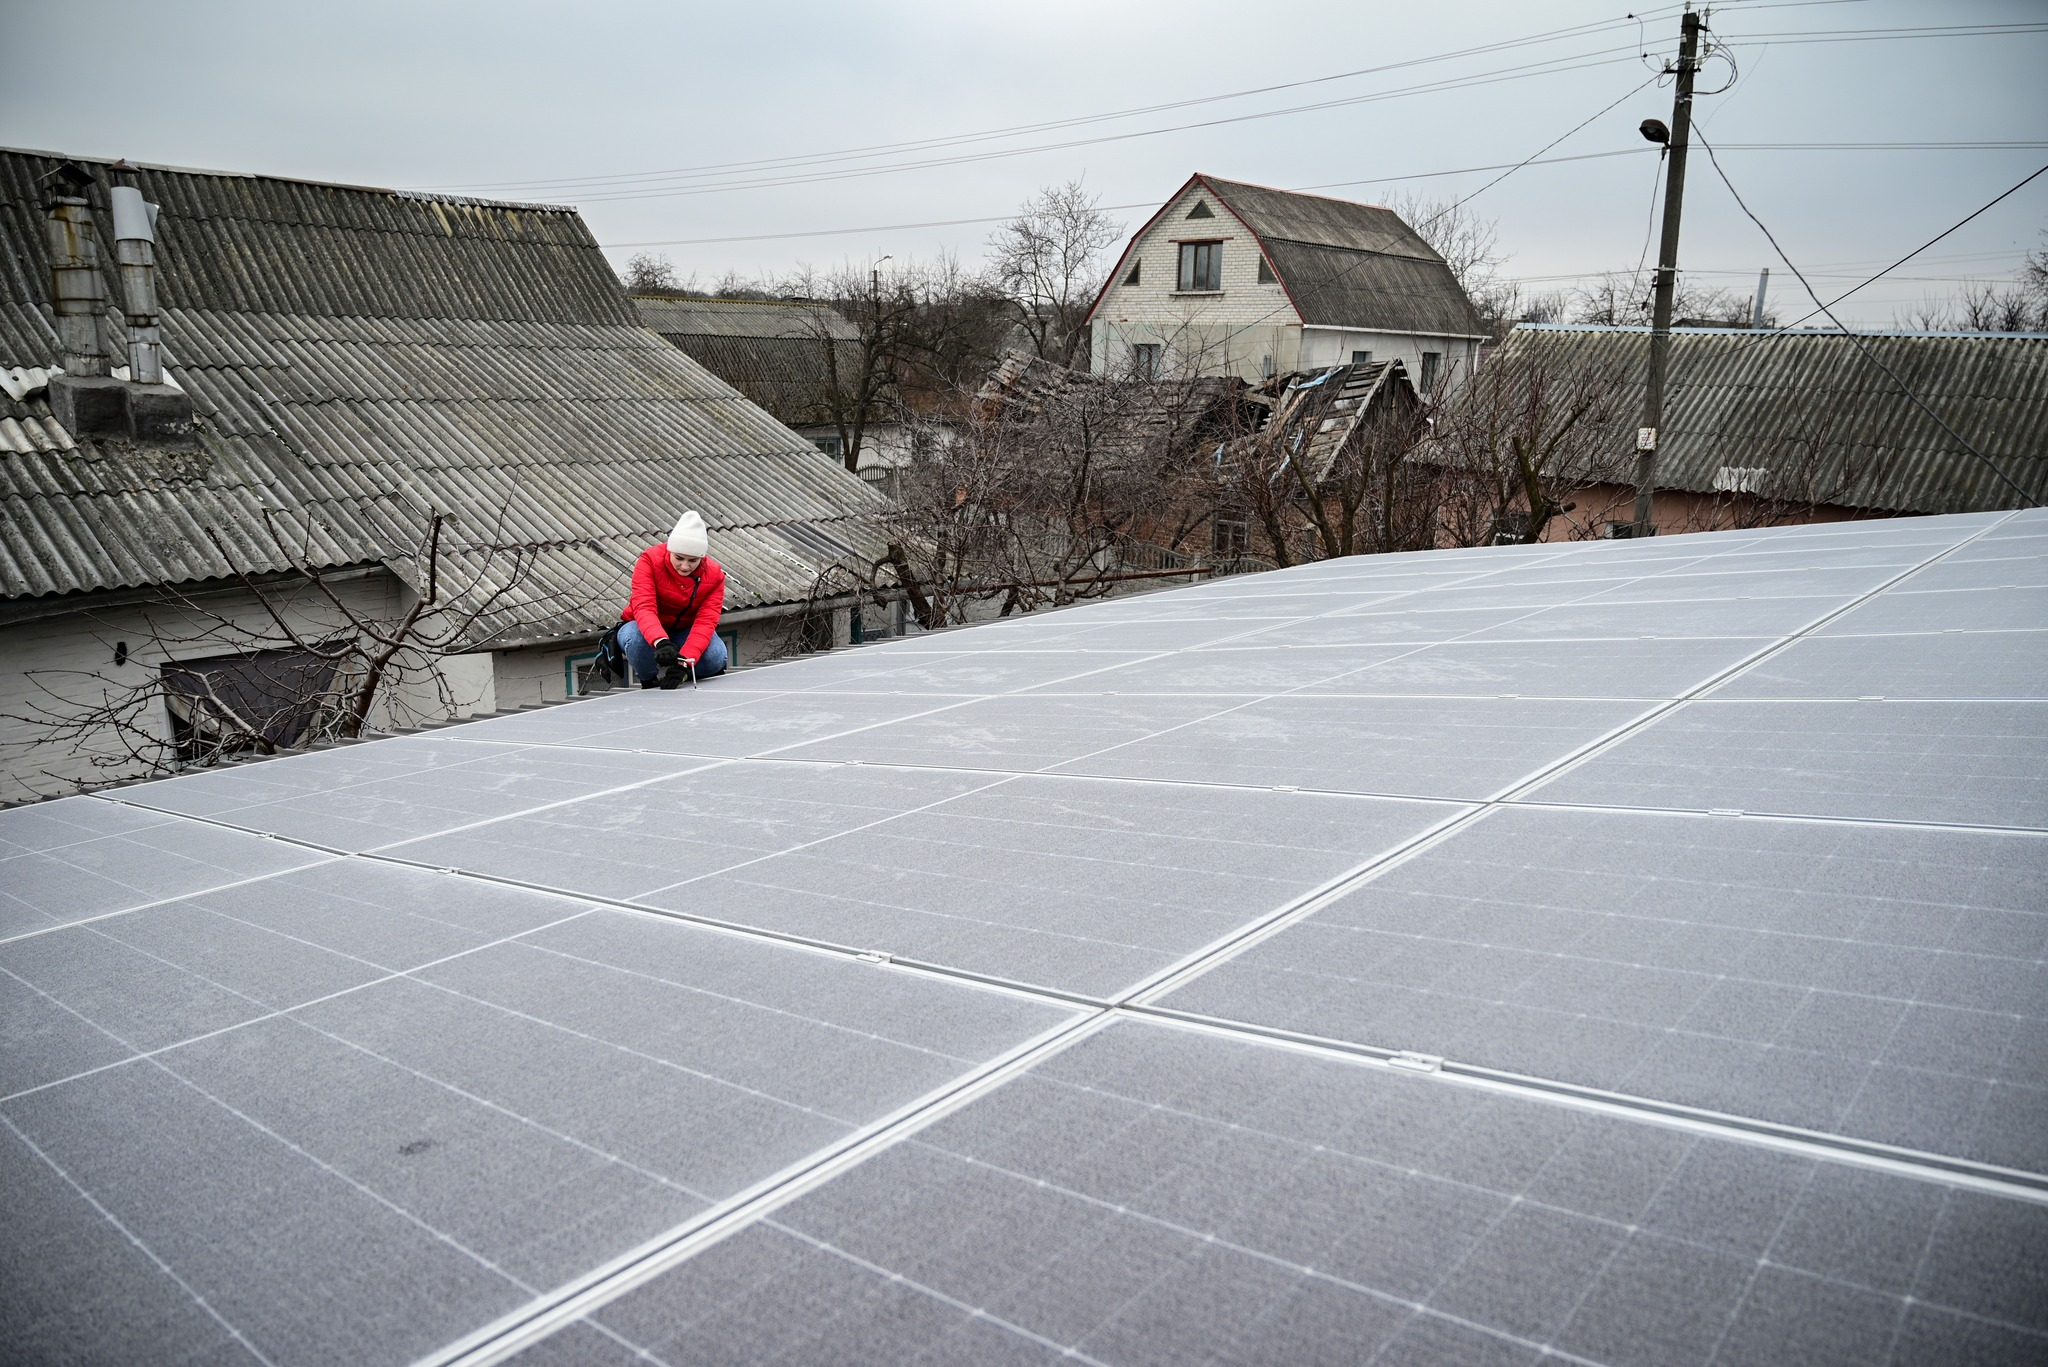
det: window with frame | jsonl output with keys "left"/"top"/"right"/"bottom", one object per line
{"left": 1213, "top": 512, "right": 1250, "bottom": 559}
{"left": 1257, "top": 257, "right": 1276, "bottom": 285}
{"left": 1132, "top": 342, "right": 1161, "bottom": 379}
{"left": 1351, "top": 350, "right": 1373, "bottom": 364}
{"left": 1419, "top": 351, "right": 1442, "bottom": 390}
{"left": 1177, "top": 241, "right": 1222, "bottom": 292}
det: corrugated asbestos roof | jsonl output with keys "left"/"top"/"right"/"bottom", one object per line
{"left": 631, "top": 295, "right": 859, "bottom": 342}
{"left": 1199, "top": 176, "right": 1439, "bottom": 257}
{"left": 0, "top": 149, "right": 888, "bottom": 642}
{"left": 1485, "top": 323, "right": 2048, "bottom": 514}
{"left": 1200, "top": 175, "right": 1487, "bottom": 338}
{"left": 633, "top": 296, "right": 864, "bottom": 430}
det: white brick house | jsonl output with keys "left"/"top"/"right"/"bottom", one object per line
{"left": 1087, "top": 174, "right": 1487, "bottom": 390}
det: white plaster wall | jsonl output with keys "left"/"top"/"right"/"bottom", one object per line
{"left": 0, "top": 571, "right": 493, "bottom": 805}
{"left": 1090, "top": 179, "right": 1300, "bottom": 382}
{"left": 1298, "top": 328, "right": 1483, "bottom": 392}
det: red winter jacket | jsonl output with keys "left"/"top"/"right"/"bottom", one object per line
{"left": 622, "top": 545, "right": 725, "bottom": 661}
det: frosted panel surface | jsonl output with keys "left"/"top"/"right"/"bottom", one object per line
{"left": 7, "top": 507, "right": 2042, "bottom": 1366}
{"left": 0, "top": 796, "right": 325, "bottom": 938}
{"left": 1165, "top": 806, "right": 2048, "bottom": 1170}
{"left": 657, "top": 778, "right": 1456, "bottom": 996}
{"left": 542, "top": 1023, "right": 2048, "bottom": 1367}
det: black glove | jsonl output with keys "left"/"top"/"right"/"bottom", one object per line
{"left": 652, "top": 637, "right": 679, "bottom": 669}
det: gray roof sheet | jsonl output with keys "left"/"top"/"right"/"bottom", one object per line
{"left": 0, "top": 150, "right": 886, "bottom": 637}
{"left": 630, "top": 295, "right": 860, "bottom": 342}
{"left": 1201, "top": 175, "right": 1486, "bottom": 337}
{"left": 4, "top": 509, "right": 2045, "bottom": 1363}
{"left": 632, "top": 297, "right": 868, "bottom": 430}
{"left": 1484, "top": 323, "right": 2048, "bottom": 515}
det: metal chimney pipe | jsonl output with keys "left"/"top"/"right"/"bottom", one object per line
{"left": 43, "top": 166, "right": 110, "bottom": 377}
{"left": 110, "top": 173, "right": 163, "bottom": 384}
{"left": 1750, "top": 267, "right": 1771, "bottom": 331}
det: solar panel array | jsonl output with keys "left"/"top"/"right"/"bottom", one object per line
{"left": 4, "top": 509, "right": 2045, "bottom": 1366}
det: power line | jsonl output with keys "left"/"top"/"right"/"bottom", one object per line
{"left": 435, "top": 6, "right": 1695, "bottom": 196}
{"left": 431, "top": 16, "right": 2046, "bottom": 209}
{"left": 595, "top": 141, "right": 2045, "bottom": 251}
{"left": 1694, "top": 128, "right": 2042, "bottom": 507}
{"left": 561, "top": 47, "right": 1653, "bottom": 205}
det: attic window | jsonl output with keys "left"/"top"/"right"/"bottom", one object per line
{"left": 1123, "top": 260, "right": 1141, "bottom": 286}
{"left": 1177, "top": 242, "right": 1222, "bottom": 292}
{"left": 1257, "top": 257, "right": 1276, "bottom": 284}
{"left": 1187, "top": 200, "right": 1214, "bottom": 219}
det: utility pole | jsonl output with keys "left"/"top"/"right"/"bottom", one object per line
{"left": 1632, "top": 5, "right": 1704, "bottom": 537}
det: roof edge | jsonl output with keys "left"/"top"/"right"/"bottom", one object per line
{"left": 1514, "top": 322, "right": 2048, "bottom": 340}
{"left": 1, "top": 145, "right": 580, "bottom": 215}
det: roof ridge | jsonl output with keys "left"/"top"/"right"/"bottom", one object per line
{"left": 0, "top": 145, "right": 578, "bottom": 214}
{"left": 1198, "top": 173, "right": 1396, "bottom": 213}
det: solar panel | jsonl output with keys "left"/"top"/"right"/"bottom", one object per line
{"left": 4, "top": 508, "right": 2044, "bottom": 1365}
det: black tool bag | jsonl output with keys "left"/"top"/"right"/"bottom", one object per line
{"left": 593, "top": 623, "right": 629, "bottom": 687}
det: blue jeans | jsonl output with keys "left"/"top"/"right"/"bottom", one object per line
{"left": 618, "top": 620, "right": 728, "bottom": 684}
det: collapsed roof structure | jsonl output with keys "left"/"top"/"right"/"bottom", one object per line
{"left": 4, "top": 506, "right": 2044, "bottom": 1363}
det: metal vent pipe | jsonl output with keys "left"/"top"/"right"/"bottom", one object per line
{"left": 44, "top": 167, "right": 110, "bottom": 377}
{"left": 110, "top": 172, "right": 163, "bottom": 384}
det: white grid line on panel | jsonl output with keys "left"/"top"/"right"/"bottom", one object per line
{"left": 416, "top": 1013, "right": 1115, "bottom": 1367}
{"left": 0, "top": 1111, "right": 284, "bottom": 1367}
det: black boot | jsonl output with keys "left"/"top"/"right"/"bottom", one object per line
{"left": 641, "top": 678, "right": 658, "bottom": 690}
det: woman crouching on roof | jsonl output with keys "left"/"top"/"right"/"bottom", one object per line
{"left": 617, "top": 511, "right": 728, "bottom": 688}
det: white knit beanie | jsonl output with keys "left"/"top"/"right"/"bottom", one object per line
{"left": 667, "top": 510, "right": 708, "bottom": 557}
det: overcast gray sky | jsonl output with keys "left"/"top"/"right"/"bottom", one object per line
{"left": 6, "top": 0, "right": 2043, "bottom": 325}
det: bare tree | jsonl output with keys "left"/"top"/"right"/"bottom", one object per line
{"left": 621, "top": 251, "right": 680, "bottom": 293}
{"left": 1896, "top": 230, "right": 2048, "bottom": 333}
{"left": 1388, "top": 192, "right": 1520, "bottom": 339}
{"left": 5, "top": 510, "right": 563, "bottom": 795}
{"left": 1423, "top": 349, "right": 1633, "bottom": 546}
{"left": 1566, "top": 272, "right": 1765, "bottom": 328}
{"left": 880, "top": 352, "right": 1242, "bottom": 626}
{"left": 779, "top": 260, "right": 920, "bottom": 475}
{"left": 986, "top": 181, "right": 1123, "bottom": 368}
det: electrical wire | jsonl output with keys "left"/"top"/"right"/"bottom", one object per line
{"left": 1694, "top": 128, "right": 2042, "bottom": 506}
{"left": 435, "top": 6, "right": 1695, "bottom": 195}
{"left": 424, "top": 9, "right": 2036, "bottom": 205}
{"left": 561, "top": 47, "right": 1652, "bottom": 205}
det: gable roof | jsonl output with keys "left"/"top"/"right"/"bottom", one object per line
{"left": 1088, "top": 174, "right": 1486, "bottom": 339}
{"left": 1483, "top": 324, "right": 2048, "bottom": 514}
{"left": 0, "top": 149, "right": 886, "bottom": 644}
{"left": 631, "top": 295, "right": 861, "bottom": 430}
